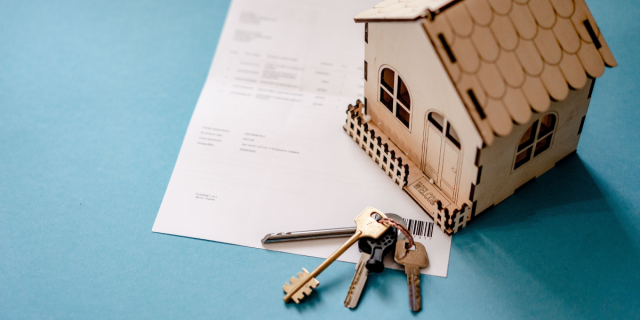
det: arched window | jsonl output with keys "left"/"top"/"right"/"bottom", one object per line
{"left": 514, "top": 113, "right": 557, "bottom": 170}
{"left": 379, "top": 67, "right": 411, "bottom": 128}
{"left": 427, "top": 112, "right": 460, "bottom": 149}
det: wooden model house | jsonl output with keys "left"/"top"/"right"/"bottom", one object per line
{"left": 343, "top": 0, "right": 616, "bottom": 235}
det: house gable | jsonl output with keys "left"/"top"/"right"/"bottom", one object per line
{"left": 364, "top": 20, "right": 483, "bottom": 208}
{"left": 357, "top": 0, "right": 617, "bottom": 146}
{"left": 347, "top": 0, "right": 617, "bottom": 234}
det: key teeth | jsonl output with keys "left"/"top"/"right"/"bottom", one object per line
{"left": 414, "top": 275, "right": 421, "bottom": 308}
{"left": 283, "top": 268, "right": 319, "bottom": 304}
{"left": 408, "top": 272, "right": 422, "bottom": 312}
{"left": 344, "top": 261, "right": 367, "bottom": 308}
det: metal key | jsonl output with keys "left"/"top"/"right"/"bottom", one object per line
{"left": 262, "top": 213, "right": 406, "bottom": 244}
{"left": 344, "top": 216, "right": 406, "bottom": 309}
{"left": 394, "top": 239, "right": 429, "bottom": 312}
{"left": 343, "top": 251, "right": 370, "bottom": 308}
{"left": 283, "top": 207, "right": 390, "bottom": 303}
{"left": 262, "top": 227, "right": 356, "bottom": 244}
{"left": 344, "top": 228, "right": 395, "bottom": 308}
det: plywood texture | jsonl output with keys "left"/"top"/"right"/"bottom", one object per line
{"left": 365, "top": 21, "right": 483, "bottom": 212}
{"left": 422, "top": 0, "right": 616, "bottom": 145}
{"left": 344, "top": 101, "right": 471, "bottom": 235}
{"left": 344, "top": 101, "right": 410, "bottom": 189}
{"left": 472, "top": 81, "right": 593, "bottom": 218}
{"left": 354, "top": 0, "right": 457, "bottom": 22}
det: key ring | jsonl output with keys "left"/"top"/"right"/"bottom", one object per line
{"left": 370, "top": 212, "right": 415, "bottom": 251}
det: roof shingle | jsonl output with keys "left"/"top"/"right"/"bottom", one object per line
{"left": 357, "top": 0, "right": 615, "bottom": 144}
{"left": 420, "top": 0, "right": 616, "bottom": 144}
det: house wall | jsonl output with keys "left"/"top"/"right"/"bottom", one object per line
{"left": 365, "top": 20, "right": 483, "bottom": 209}
{"left": 472, "top": 80, "right": 594, "bottom": 218}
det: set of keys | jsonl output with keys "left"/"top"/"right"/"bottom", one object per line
{"left": 264, "top": 207, "right": 429, "bottom": 312}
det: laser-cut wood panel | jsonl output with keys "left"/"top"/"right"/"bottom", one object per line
{"left": 419, "top": 0, "right": 615, "bottom": 145}
{"left": 348, "top": 0, "right": 616, "bottom": 234}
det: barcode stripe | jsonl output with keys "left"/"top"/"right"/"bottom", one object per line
{"left": 402, "top": 218, "right": 434, "bottom": 238}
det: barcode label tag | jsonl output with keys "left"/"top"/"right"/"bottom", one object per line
{"left": 402, "top": 218, "right": 434, "bottom": 238}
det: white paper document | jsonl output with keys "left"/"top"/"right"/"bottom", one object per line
{"left": 153, "top": 0, "right": 452, "bottom": 277}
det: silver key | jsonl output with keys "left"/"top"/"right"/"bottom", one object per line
{"left": 262, "top": 213, "right": 406, "bottom": 244}
{"left": 344, "top": 215, "right": 408, "bottom": 309}
{"left": 344, "top": 252, "right": 370, "bottom": 308}
{"left": 262, "top": 227, "right": 356, "bottom": 244}
{"left": 394, "top": 240, "right": 429, "bottom": 312}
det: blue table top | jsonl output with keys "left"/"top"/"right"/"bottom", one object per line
{"left": 1, "top": 0, "right": 638, "bottom": 318}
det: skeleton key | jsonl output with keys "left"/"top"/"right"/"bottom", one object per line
{"left": 394, "top": 239, "right": 429, "bottom": 312}
{"left": 283, "top": 207, "right": 390, "bottom": 303}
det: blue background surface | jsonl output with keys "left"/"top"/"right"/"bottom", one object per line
{"left": 1, "top": 0, "right": 638, "bottom": 319}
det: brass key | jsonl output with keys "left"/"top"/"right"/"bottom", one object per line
{"left": 395, "top": 239, "right": 429, "bottom": 312}
{"left": 283, "top": 207, "right": 390, "bottom": 303}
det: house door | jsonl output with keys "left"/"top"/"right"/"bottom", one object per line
{"left": 422, "top": 112, "right": 461, "bottom": 201}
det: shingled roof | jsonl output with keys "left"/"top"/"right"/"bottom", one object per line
{"left": 356, "top": 0, "right": 617, "bottom": 145}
